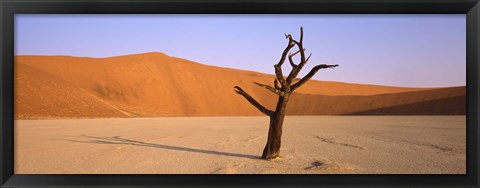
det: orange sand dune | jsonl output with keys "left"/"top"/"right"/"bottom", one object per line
{"left": 14, "top": 52, "right": 466, "bottom": 119}
{"left": 15, "top": 63, "right": 129, "bottom": 119}
{"left": 288, "top": 86, "right": 465, "bottom": 115}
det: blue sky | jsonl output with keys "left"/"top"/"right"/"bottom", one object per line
{"left": 15, "top": 14, "right": 466, "bottom": 88}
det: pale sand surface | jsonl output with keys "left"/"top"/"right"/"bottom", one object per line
{"left": 15, "top": 116, "right": 465, "bottom": 174}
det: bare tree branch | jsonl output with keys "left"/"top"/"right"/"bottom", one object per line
{"left": 274, "top": 78, "right": 280, "bottom": 90}
{"left": 291, "top": 28, "right": 307, "bottom": 69}
{"left": 288, "top": 53, "right": 297, "bottom": 68}
{"left": 234, "top": 86, "right": 274, "bottom": 116}
{"left": 277, "top": 37, "right": 295, "bottom": 67}
{"left": 295, "top": 41, "right": 307, "bottom": 68}
{"left": 291, "top": 64, "right": 339, "bottom": 91}
{"left": 305, "top": 53, "right": 312, "bottom": 63}
{"left": 254, "top": 82, "right": 284, "bottom": 96}
{"left": 290, "top": 48, "right": 305, "bottom": 57}
{"left": 274, "top": 65, "right": 288, "bottom": 88}
{"left": 286, "top": 39, "right": 307, "bottom": 84}
{"left": 288, "top": 48, "right": 306, "bottom": 68}
{"left": 285, "top": 33, "right": 291, "bottom": 39}
{"left": 291, "top": 78, "right": 301, "bottom": 85}
{"left": 273, "top": 36, "right": 295, "bottom": 88}
{"left": 300, "top": 27, "right": 304, "bottom": 44}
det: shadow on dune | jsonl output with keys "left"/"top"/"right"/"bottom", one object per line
{"left": 343, "top": 95, "right": 466, "bottom": 115}
{"left": 54, "top": 135, "right": 259, "bottom": 160}
{"left": 286, "top": 87, "right": 465, "bottom": 115}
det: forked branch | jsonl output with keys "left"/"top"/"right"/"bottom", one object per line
{"left": 295, "top": 42, "right": 307, "bottom": 69}
{"left": 290, "top": 48, "right": 305, "bottom": 57}
{"left": 291, "top": 78, "right": 301, "bottom": 85}
{"left": 274, "top": 65, "right": 288, "bottom": 88}
{"left": 288, "top": 53, "right": 297, "bottom": 68}
{"left": 286, "top": 28, "right": 308, "bottom": 84}
{"left": 288, "top": 48, "right": 306, "bottom": 68}
{"left": 291, "top": 64, "right": 339, "bottom": 91}
{"left": 274, "top": 78, "right": 280, "bottom": 90}
{"left": 254, "top": 82, "right": 284, "bottom": 96}
{"left": 274, "top": 32, "right": 298, "bottom": 88}
{"left": 234, "top": 86, "right": 274, "bottom": 116}
{"left": 277, "top": 36, "right": 295, "bottom": 67}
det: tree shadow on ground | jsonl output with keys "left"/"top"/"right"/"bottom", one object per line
{"left": 54, "top": 135, "right": 259, "bottom": 159}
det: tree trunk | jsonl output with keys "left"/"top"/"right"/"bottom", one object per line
{"left": 261, "top": 94, "right": 290, "bottom": 159}
{"left": 234, "top": 27, "right": 338, "bottom": 160}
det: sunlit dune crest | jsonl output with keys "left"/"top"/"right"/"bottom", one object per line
{"left": 14, "top": 52, "right": 466, "bottom": 119}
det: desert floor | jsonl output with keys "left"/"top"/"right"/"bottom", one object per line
{"left": 14, "top": 116, "right": 465, "bottom": 174}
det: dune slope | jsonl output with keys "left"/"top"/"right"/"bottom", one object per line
{"left": 15, "top": 63, "right": 129, "bottom": 119}
{"left": 14, "top": 53, "right": 466, "bottom": 119}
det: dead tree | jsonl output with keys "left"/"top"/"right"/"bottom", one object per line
{"left": 234, "top": 27, "right": 339, "bottom": 160}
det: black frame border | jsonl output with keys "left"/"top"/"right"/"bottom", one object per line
{"left": 1, "top": 0, "right": 479, "bottom": 187}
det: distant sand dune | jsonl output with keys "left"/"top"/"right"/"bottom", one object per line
{"left": 15, "top": 63, "right": 128, "bottom": 119}
{"left": 15, "top": 52, "right": 465, "bottom": 119}
{"left": 289, "top": 86, "right": 465, "bottom": 115}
